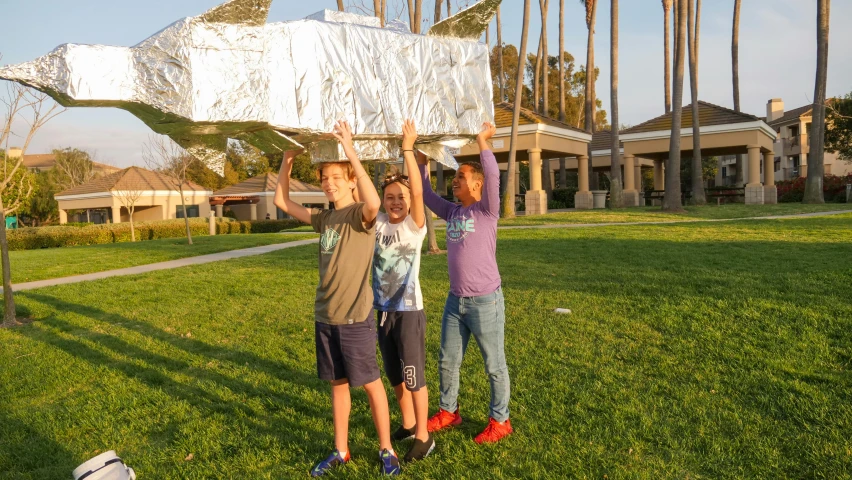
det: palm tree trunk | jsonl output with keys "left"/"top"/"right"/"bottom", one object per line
{"left": 558, "top": 0, "right": 565, "bottom": 121}
{"left": 609, "top": 0, "right": 623, "bottom": 208}
{"left": 407, "top": 0, "right": 415, "bottom": 28}
{"left": 663, "top": 0, "right": 672, "bottom": 114}
{"left": 664, "top": 0, "right": 686, "bottom": 212}
{"left": 434, "top": 0, "right": 443, "bottom": 27}
{"left": 337, "top": 0, "right": 345, "bottom": 11}
{"left": 497, "top": 7, "right": 505, "bottom": 102}
{"left": 504, "top": 0, "right": 533, "bottom": 218}
{"left": 584, "top": 0, "right": 598, "bottom": 191}
{"left": 423, "top": 0, "right": 442, "bottom": 252}
{"left": 0, "top": 196, "right": 17, "bottom": 326}
{"left": 534, "top": 35, "right": 542, "bottom": 112}
{"left": 732, "top": 0, "right": 744, "bottom": 186}
{"left": 804, "top": 0, "right": 830, "bottom": 203}
{"left": 688, "top": 0, "right": 705, "bottom": 204}
{"left": 540, "top": 0, "right": 549, "bottom": 116}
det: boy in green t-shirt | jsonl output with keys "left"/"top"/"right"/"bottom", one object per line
{"left": 273, "top": 120, "right": 399, "bottom": 476}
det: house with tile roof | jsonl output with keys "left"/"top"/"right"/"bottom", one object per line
{"left": 54, "top": 167, "right": 212, "bottom": 224}
{"left": 6, "top": 147, "right": 120, "bottom": 176}
{"left": 210, "top": 173, "right": 326, "bottom": 220}
{"left": 764, "top": 98, "right": 852, "bottom": 181}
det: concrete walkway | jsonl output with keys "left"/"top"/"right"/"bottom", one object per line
{"left": 9, "top": 209, "right": 850, "bottom": 292}
{"left": 9, "top": 238, "right": 318, "bottom": 292}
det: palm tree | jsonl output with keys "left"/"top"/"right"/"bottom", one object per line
{"left": 533, "top": 35, "right": 542, "bottom": 112}
{"left": 582, "top": 0, "right": 598, "bottom": 189}
{"left": 663, "top": 0, "right": 686, "bottom": 212}
{"left": 337, "top": 0, "right": 345, "bottom": 11}
{"left": 662, "top": 0, "right": 672, "bottom": 114}
{"left": 609, "top": 0, "right": 623, "bottom": 208}
{"left": 497, "top": 6, "right": 505, "bottom": 101}
{"left": 804, "top": 0, "right": 830, "bottom": 203}
{"left": 732, "top": 0, "right": 744, "bottom": 186}
{"left": 688, "top": 0, "right": 705, "bottom": 204}
{"left": 540, "top": 0, "right": 550, "bottom": 115}
{"left": 558, "top": 0, "right": 567, "bottom": 184}
{"left": 503, "top": 0, "right": 533, "bottom": 218}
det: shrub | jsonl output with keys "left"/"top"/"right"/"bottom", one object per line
{"left": 552, "top": 188, "right": 577, "bottom": 208}
{"left": 7, "top": 218, "right": 304, "bottom": 251}
{"left": 776, "top": 174, "right": 851, "bottom": 203}
{"left": 548, "top": 200, "right": 567, "bottom": 210}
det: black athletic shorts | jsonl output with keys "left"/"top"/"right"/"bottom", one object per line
{"left": 314, "top": 312, "right": 380, "bottom": 388}
{"left": 376, "top": 310, "right": 427, "bottom": 392}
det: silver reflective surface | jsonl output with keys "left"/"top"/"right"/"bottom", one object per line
{"left": 0, "top": 0, "right": 499, "bottom": 175}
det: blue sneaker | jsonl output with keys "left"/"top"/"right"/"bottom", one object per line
{"left": 310, "top": 449, "right": 349, "bottom": 477}
{"left": 380, "top": 449, "right": 401, "bottom": 475}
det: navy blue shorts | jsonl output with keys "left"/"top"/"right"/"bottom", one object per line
{"left": 377, "top": 310, "right": 427, "bottom": 392}
{"left": 314, "top": 313, "right": 380, "bottom": 388}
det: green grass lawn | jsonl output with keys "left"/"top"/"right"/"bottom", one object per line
{"left": 1, "top": 215, "right": 851, "bottom": 478}
{"left": 498, "top": 202, "right": 852, "bottom": 226}
{"left": 11, "top": 233, "right": 318, "bottom": 284}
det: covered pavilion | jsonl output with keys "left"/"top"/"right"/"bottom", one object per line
{"left": 619, "top": 101, "right": 778, "bottom": 204}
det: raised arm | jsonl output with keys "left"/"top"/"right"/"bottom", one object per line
{"left": 402, "top": 120, "right": 425, "bottom": 229}
{"left": 476, "top": 122, "right": 500, "bottom": 218}
{"left": 272, "top": 149, "right": 312, "bottom": 224}
{"left": 416, "top": 152, "right": 454, "bottom": 221}
{"left": 332, "top": 120, "right": 380, "bottom": 224}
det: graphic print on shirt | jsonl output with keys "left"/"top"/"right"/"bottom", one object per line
{"left": 320, "top": 227, "right": 340, "bottom": 254}
{"left": 374, "top": 231, "right": 419, "bottom": 309}
{"left": 446, "top": 214, "right": 475, "bottom": 243}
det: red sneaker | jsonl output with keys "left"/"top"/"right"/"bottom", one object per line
{"left": 427, "top": 408, "right": 462, "bottom": 432}
{"left": 474, "top": 418, "right": 513, "bottom": 444}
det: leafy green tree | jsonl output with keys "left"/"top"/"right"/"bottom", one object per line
{"left": 52, "top": 147, "right": 95, "bottom": 191}
{"left": 23, "top": 170, "right": 59, "bottom": 225}
{"left": 825, "top": 93, "right": 852, "bottom": 161}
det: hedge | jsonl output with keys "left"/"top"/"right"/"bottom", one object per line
{"left": 776, "top": 173, "right": 851, "bottom": 203}
{"left": 7, "top": 218, "right": 304, "bottom": 251}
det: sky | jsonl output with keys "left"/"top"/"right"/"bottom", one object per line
{"left": 1, "top": 0, "right": 850, "bottom": 167}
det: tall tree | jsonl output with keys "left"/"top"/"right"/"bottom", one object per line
{"left": 663, "top": 0, "right": 686, "bottom": 212}
{"left": 732, "top": 0, "right": 744, "bottom": 186}
{"left": 581, "top": 0, "right": 598, "bottom": 189}
{"left": 609, "top": 0, "right": 623, "bottom": 207}
{"left": 533, "top": 36, "right": 542, "bottom": 112}
{"left": 688, "top": 0, "right": 705, "bottom": 204}
{"left": 497, "top": 6, "right": 505, "bottom": 102}
{"left": 0, "top": 83, "right": 63, "bottom": 326}
{"left": 540, "top": 0, "right": 550, "bottom": 115}
{"left": 434, "top": 0, "right": 443, "bottom": 27}
{"left": 804, "top": 0, "right": 830, "bottom": 203}
{"left": 825, "top": 93, "right": 852, "bottom": 160}
{"left": 143, "top": 135, "right": 198, "bottom": 245}
{"left": 503, "top": 0, "right": 532, "bottom": 218}
{"left": 337, "top": 0, "right": 345, "bottom": 11}
{"left": 374, "top": 0, "right": 383, "bottom": 26}
{"left": 557, "top": 0, "right": 567, "bottom": 183}
{"left": 662, "top": 0, "right": 672, "bottom": 114}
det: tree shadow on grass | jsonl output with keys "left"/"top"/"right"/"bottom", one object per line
{"left": 0, "top": 410, "right": 78, "bottom": 480}
{"left": 13, "top": 293, "right": 386, "bottom": 476}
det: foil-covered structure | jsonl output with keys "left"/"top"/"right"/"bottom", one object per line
{"left": 0, "top": 0, "right": 501, "bottom": 175}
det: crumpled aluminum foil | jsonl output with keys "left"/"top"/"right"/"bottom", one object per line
{"left": 0, "top": 0, "right": 500, "bottom": 175}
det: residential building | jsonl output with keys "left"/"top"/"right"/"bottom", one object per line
{"left": 210, "top": 173, "right": 326, "bottom": 220}
{"left": 765, "top": 98, "right": 852, "bottom": 181}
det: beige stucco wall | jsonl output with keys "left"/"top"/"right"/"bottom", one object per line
{"left": 57, "top": 191, "right": 211, "bottom": 223}
{"left": 624, "top": 129, "right": 775, "bottom": 158}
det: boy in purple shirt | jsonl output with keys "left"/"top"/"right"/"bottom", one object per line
{"left": 417, "top": 122, "right": 513, "bottom": 444}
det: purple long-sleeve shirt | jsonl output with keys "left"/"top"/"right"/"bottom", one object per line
{"left": 419, "top": 150, "right": 501, "bottom": 297}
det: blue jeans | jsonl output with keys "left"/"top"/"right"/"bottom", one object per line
{"left": 439, "top": 287, "right": 510, "bottom": 422}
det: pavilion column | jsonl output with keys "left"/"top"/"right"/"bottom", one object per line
{"left": 653, "top": 160, "right": 664, "bottom": 190}
{"left": 745, "top": 145, "right": 765, "bottom": 205}
{"left": 524, "top": 148, "right": 547, "bottom": 215}
{"left": 250, "top": 203, "right": 258, "bottom": 220}
{"left": 215, "top": 204, "right": 223, "bottom": 217}
{"left": 59, "top": 209, "right": 68, "bottom": 225}
{"left": 575, "top": 155, "right": 593, "bottom": 209}
{"left": 763, "top": 151, "right": 777, "bottom": 204}
{"left": 623, "top": 154, "right": 640, "bottom": 206}
{"left": 634, "top": 164, "right": 641, "bottom": 190}
{"left": 111, "top": 206, "right": 122, "bottom": 224}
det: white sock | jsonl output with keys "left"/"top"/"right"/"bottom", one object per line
{"left": 337, "top": 450, "right": 347, "bottom": 460}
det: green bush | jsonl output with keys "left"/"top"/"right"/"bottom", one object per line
{"left": 7, "top": 218, "right": 304, "bottom": 251}
{"left": 552, "top": 188, "right": 577, "bottom": 208}
{"left": 548, "top": 200, "right": 567, "bottom": 210}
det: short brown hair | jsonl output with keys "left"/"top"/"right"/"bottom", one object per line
{"left": 316, "top": 162, "right": 356, "bottom": 182}
{"left": 458, "top": 162, "right": 484, "bottom": 183}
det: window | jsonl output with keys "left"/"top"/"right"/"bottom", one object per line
{"left": 721, "top": 167, "right": 727, "bottom": 178}
{"left": 774, "top": 157, "right": 781, "bottom": 172}
{"left": 277, "top": 207, "right": 288, "bottom": 220}
{"left": 176, "top": 205, "right": 199, "bottom": 218}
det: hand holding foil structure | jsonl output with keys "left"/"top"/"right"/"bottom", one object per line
{"left": 0, "top": 0, "right": 501, "bottom": 175}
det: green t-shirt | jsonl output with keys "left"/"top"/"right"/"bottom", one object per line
{"left": 311, "top": 202, "right": 375, "bottom": 325}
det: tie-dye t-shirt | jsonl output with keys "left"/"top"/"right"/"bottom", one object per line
{"left": 372, "top": 212, "right": 427, "bottom": 311}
